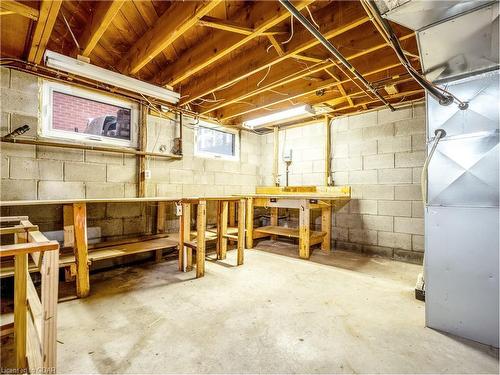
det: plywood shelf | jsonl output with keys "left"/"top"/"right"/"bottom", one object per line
{"left": 254, "top": 226, "right": 326, "bottom": 245}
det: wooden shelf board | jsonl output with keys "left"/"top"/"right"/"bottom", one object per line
{"left": 254, "top": 226, "right": 326, "bottom": 242}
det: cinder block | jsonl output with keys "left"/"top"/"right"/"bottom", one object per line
{"left": 85, "top": 151, "right": 123, "bottom": 165}
{"left": 1, "top": 179, "right": 37, "bottom": 200}
{"left": 1, "top": 155, "right": 8, "bottom": 179}
{"left": 378, "top": 136, "right": 411, "bottom": 154}
{"left": 39, "top": 159, "right": 63, "bottom": 180}
{"left": 156, "top": 183, "right": 182, "bottom": 197}
{"left": 39, "top": 181, "right": 85, "bottom": 199}
{"left": 334, "top": 128, "right": 362, "bottom": 143}
{"left": 411, "top": 201, "right": 424, "bottom": 218}
{"left": 123, "top": 217, "right": 146, "bottom": 235}
{"left": 413, "top": 103, "right": 426, "bottom": 118}
{"left": 394, "top": 118, "right": 425, "bottom": 136}
{"left": 0, "top": 88, "right": 38, "bottom": 116}
{"left": 412, "top": 234, "right": 424, "bottom": 252}
{"left": 9, "top": 204, "right": 61, "bottom": 223}
{"left": 10, "top": 70, "right": 38, "bottom": 93}
{"left": 1, "top": 67, "right": 10, "bottom": 88}
{"left": 348, "top": 140, "right": 377, "bottom": 156}
{"left": 107, "top": 202, "right": 142, "bottom": 218}
{"left": 85, "top": 182, "right": 124, "bottom": 198}
{"left": 361, "top": 184, "right": 394, "bottom": 200}
{"left": 395, "top": 151, "right": 425, "bottom": 168}
{"left": 9, "top": 157, "right": 38, "bottom": 180}
{"left": 170, "top": 169, "right": 194, "bottom": 184}
{"left": 349, "top": 199, "right": 377, "bottom": 214}
{"left": 411, "top": 134, "right": 426, "bottom": 151}
{"left": 362, "top": 214, "right": 393, "bottom": 231}
{"left": 335, "top": 241, "right": 363, "bottom": 253}
{"left": 395, "top": 184, "right": 421, "bottom": 200}
{"left": 331, "top": 117, "right": 348, "bottom": 132}
{"left": 332, "top": 171, "right": 348, "bottom": 185}
{"left": 107, "top": 164, "right": 136, "bottom": 183}
{"left": 362, "top": 122, "right": 394, "bottom": 140}
{"left": 378, "top": 200, "right": 411, "bottom": 217}
{"left": 349, "top": 170, "right": 377, "bottom": 184}
{"left": 90, "top": 218, "right": 123, "bottom": 237}
{"left": 124, "top": 183, "right": 137, "bottom": 198}
{"left": 332, "top": 144, "right": 348, "bottom": 158}
{"left": 394, "top": 249, "right": 423, "bottom": 264}
{"left": 362, "top": 245, "right": 394, "bottom": 258}
{"left": 1, "top": 112, "right": 10, "bottom": 136}
{"left": 301, "top": 173, "right": 323, "bottom": 185}
{"left": 378, "top": 168, "right": 412, "bottom": 184}
{"left": 87, "top": 204, "right": 106, "bottom": 219}
{"left": 335, "top": 213, "right": 362, "bottom": 229}
{"left": 348, "top": 111, "right": 377, "bottom": 129}
{"left": 363, "top": 154, "right": 394, "bottom": 170}
{"left": 332, "top": 227, "right": 349, "bottom": 241}
{"left": 10, "top": 113, "right": 37, "bottom": 138}
{"left": 394, "top": 217, "right": 424, "bottom": 235}
{"left": 333, "top": 157, "right": 362, "bottom": 171}
{"left": 65, "top": 162, "right": 106, "bottom": 182}
{"left": 192, "top": 171, "right": 215, "bottom": 185}
{"left": 378, "top": 231, "right": 411, "bottom": 250}
{"left": 378, "top": 107, "right": 412, "bottom": 124}
{"left": 2, "top": 143, "right": 35, "bottom": 158}
{"left": 37, "top": 146, "right": 84, "bottom": 161}
{"left": 413, "top": 167, "right": 422, "bottom": 183}
{"left": 348, "top": 228, "right": 378, "bottom": 245}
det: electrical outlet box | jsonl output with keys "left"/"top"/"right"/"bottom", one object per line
{"left": 175, "top": 203, "right": 182, "bottom": 216}
{"left": 144, "top": 170, "right": 151, "bottom": 179}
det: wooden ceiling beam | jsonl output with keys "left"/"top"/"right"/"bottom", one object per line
{"left": 179, "top": 9, "right": 370, "bottom": 106}
{"left": 78, "top": 0, "right": 125, "bottom": 57}
{"left": 198, "top": 16, "right": 288, "bottom": 36}
{"left": 0, "top": 0, "right": 39, "bottom": 20}
{"left": 118, "top": 0, "right": 222, "bottom": 75}
{"left": 158, "top": 0, "right": 314, "bottom": 88}
{"left": 200, "top": 33, "right": 415, "bottom": 117}
{"left": 27, "top": 0, "right": 62, "bottom": 64}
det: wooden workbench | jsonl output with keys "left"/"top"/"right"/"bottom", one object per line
{"left": 242, "top": 186, "right": 351, "bottom": 259}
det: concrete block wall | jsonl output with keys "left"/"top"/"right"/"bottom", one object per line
{"left": 331, "top": 104, "right": 426, "bottom": 264}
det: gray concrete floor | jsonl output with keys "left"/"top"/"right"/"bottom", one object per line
{"left": 10, "top": 242, "right": 500, "bottom": 373}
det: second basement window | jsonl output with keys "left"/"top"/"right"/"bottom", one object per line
{"left": 194, "top": 122, "right": 239, "bottom": 161}
{"left": 41, "top": 81, "right": 138, "bottom": 147}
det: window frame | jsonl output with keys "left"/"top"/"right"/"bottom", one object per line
{"left": 193, "top": 121, "right": 240, "bottom": 161}
{"left": 40, "top": 80, "right": 138, "bottom": 148}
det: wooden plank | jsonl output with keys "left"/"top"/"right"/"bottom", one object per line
{"left": 324, "top": 115, "right": 332, "bottom": 186}
{"left": 39, "top": 248, "right": 57, "bottom": 370}
{"left": 79, "top": 0, "right": 125, "bottom": 56}
{"left": 0, "top": 0, "right": 39, "bottom": 20}
{"left": 196, "top": 200, "right": 206, "bottom": 278}
{"left": 270, "top": 207, "right": 278, "bottom": 241}
{"left": 237, "top": 199, "right": 245, "bottom": 266}
{"left": 256, "top": 186, "right": 317, "bottom": 194}
{"left": 216, "top": 201, "right": 221, "bottom": 258}
{"left": 0, "top": 242, "right": 58, "bottom": 258}
{"left": 245, "top": 197, "right": 254, "bottom": 249}
{"left": 228, "top": 201, "right": 236, "bottom": 227}
{"left": 119, "top": 0, "right": 221, "bottom": 75}
{"left": 138, "top": 104, "right": 147, "bottom": 198}
{"left": 272, "top": 127, "right": 279, "bottom": 186}
{"left": 219, "top": 201, "right": 228, "bottom": 260}
{"left": 26, "top": 311, "right": 43, "bottom": 372}
{"left": 27, "top": 0, "right": 62, "bottom": 64}
{"left": 72, "top": 203, "right": 89, "bottom": 298}
{"left": 14, "top": 253, "right": 28, "bottom": 369}
{"left": 179, "top": 203, "right": 191, "bottom": 272}
{"left": 254, "top": 225, "right": 325, "bottom": 241}
{"left": 267, "top": 35, "right": 285, "bottom": 57}
{"left": 155, "top": 201, "right": 166, "bottom": 262}
{"left": 299, "top": 200, "right": 310, "bottom": 259}
{"left": 26, "top": 274, "right": 42, "bottom": 344}
{"left": 321, "top": 206, "right": 332, "bottom": 253}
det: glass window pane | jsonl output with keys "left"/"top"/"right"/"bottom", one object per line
{"left": 52, "top": 91, "right": 131, "bottom": 140}
{"left": 197, "top": 126, "right": 235, "bottom": 156}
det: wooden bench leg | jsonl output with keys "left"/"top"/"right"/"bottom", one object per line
{"left": 219, "top": 201, "right": 228, "bottom": 260}
{"left": 299, "top": 200, "right": 310, "bottom": 259}
{"left": 270, "top": 207, "right": 278, "bottom": 240}
{"left": 156, "top": 202, "right": 166, "bottom": 262}
{"left": 66, "top": 203, "right": 90, "bottom": 298}
{"left": 246, "top": 197, "right": 254, "bottom": 249}
{"left": 14, "top": 253, "right": 28, "bottom": 370}
{"left": 237, "top": 199, "right": 246, "bottom": 265}
{"left": 179, "top": 202, "right": 191, "bottom": 272}
{"left": 196, "top": 200, "right": 206, "bottom": 278}
{"left": 321, "top": 205, "right": 332, "bottom": 253}
{"left": 229, "top": 201, "right": 236, "bottom": 247}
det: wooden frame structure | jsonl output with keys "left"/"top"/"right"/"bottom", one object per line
{"left": 0, "top": 217, "right": 60, "bottom": 373}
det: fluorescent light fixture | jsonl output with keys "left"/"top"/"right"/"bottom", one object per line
{"left": 44, "top": 50, "right": 180, "bottom": 104}
{"left": 243, "top": 105, "right": 315, "bottom": 128}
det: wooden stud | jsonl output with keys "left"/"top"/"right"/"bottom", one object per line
{"left": 321, "top": 205, "right": 332, "bottom": 253}
{"left": 14, "top": 252, "right": 28, "bottom": 370}
{"left": 72, "top": 203, "right": 90, "bottom": 298}
{"left": 215, "top": 201, "right": 222, "bottom": 258}
{"left": 229, "top": 201, "right": 236, "bottom": 227}
{"left": 270, "top": 207, "right": 278, "bottom": 241}
{"left": 138, "top": 104, "right": 147, "bottom": 198}
{"left": 179, "top": 202, "right": 192, "bottom": 272}
{"left": 155, "top": 202, "right": 166, "bottom": 262}
{"left": 78, "top": 0, "right": 124, "bottom": 56}
{"left": 27, "top": 0, "right": 62, "bottom": 64}
{"left": 237, "top": 199, "right": 246, "bottom": 266}
{"left": 245, "top": 197, "right": 254, "bottom": 249}
{"left": 196, "top": 200, "right": 207, "bottom": 278}
{"left": 0, "top": 0, "right": 39, "bottom": 20}
{"left": 324, "top": 115, "right": 332, "bottom": 186}
{"left": 273, "top": 127, "right": 279, "bottom": 186}
{"left": 298, "top": 200, "right": 310, "bottom": 259}
{"left": 219, "top": 201, "right": 228, "bottom": 260}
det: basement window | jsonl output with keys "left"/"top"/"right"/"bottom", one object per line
{"left": 41, "top": 80, "right": 138, "bottom": 147}
{"left": 194, "top": 122, "right": 239, "bottom": 161}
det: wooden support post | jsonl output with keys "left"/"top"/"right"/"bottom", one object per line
{"left": 228, "top": 201, "right": 236, "bottom": 246}
{"left": 219, "top": 201, "right": 228, "bottom": 260}
{"left": 72, "top": 203, "right": 90, "bottom": 298}
{"left": 299, "top": 199, "right": 311, "bottom": 259}
{"left": 138, "top": 104, "right": 147, "bottom": 197}
{"left": 40, "top": 246, "right": 59, "bottom": 368}
{"left": 246, "top": 197, "right": 254, "bottom": 249}
{"left": 155, "top": 201, "right": 166, "bottom": 262}
{"left": 196, "top": 200, "right": 206, "bottom": 278}
{"left": 179, "top": 202, "right": 192, "bottom": 272}
{"left": 270, "top": 207, "right": 278, "bottom": 240}
{"left": 273, "top": 126, "right": 279, "bottom": 186}
{"left": 321, "top": 205, "right": 332, "bottom": 253}
{"left": 237, "top": 199, "right": 246, "bottom": 266}
{"left": 63, "top": 204, "right": 74, "bottom": 248}
{"left": 14, "top": 253, "right": 28, "bottom": 370}
{"left": 216, "top": 201, "right": 222, "bottom": 258}
{"left": 324, "top": 115, "right": 332, "bottom": 186}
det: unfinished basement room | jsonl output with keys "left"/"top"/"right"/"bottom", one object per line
{"left": 0, "top": 0, "right": 499, "bottom": 374}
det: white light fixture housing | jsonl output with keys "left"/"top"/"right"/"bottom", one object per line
{"left": 243, "top": 104, "right": 315, "bottom": 129}
{"left": 44, "top": 50, "right": 180, "bottom": 104}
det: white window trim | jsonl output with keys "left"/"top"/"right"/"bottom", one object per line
{"left": 194, "top": 121, "right": 240, "bottom": 161}
{"left": 40, "top": 80, "right": 138, "bottom": 148}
